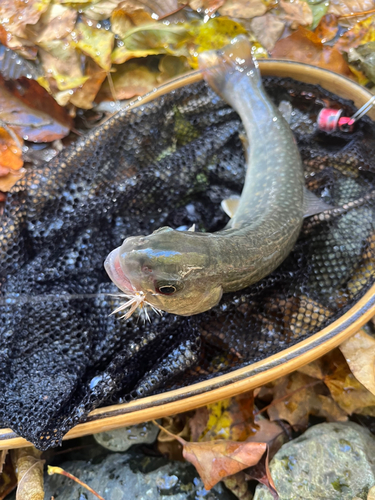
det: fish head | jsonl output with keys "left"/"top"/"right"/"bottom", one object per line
{"left": 105, "top": 227, "right": 223, "bottom": 316}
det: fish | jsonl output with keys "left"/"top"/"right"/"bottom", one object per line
{"left": 104, "top": 35, "right": 329, "bottom": 319}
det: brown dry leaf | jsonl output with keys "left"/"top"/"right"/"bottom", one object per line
{"left": 97, "top": 60, "right": 160, "bottom": 101}
{"left": 189, "top": 0, "right": 225, "bottom": 12}
{"left": 70, "top": 59, "right": 107, "bottom": 109}
{"left": 324, "top": 349, "right": 375, "bottom": 415}
{"left": 111, "top": 1, "right": 154, "bottom": 37}
{"left": 0, "top": 0, "right": 50, "bottom": 39}
{"left": 250, "top": 14, "right": 286, "bottom": 51}
{"left": 11, "top": 447, "right": 44, "bottom": 500}
{"left": 339, "top": 329, "right": 375, "bottom": 396}
{"left": 81, "top": 0, "right": 124, "bottom": 21}
{"left": 280, "top": 0, "right": 313, "bottom": 27}
{"left": 27, "top": 3, "right": 77, "bottom": 43}
{"left": 157, "top": 415, "right": 190, "bottom": 460}
{"left": 183, "top": 440, "right": 267, "bottom": 490}
{"left": 0, "top": 76, "right": 72, "bottom": 142}
{"left": 264, "top": 371, "right": 348, "bottom": 427}
{"left": 195, "top": 391, "right": 255, "bottom": 442}
{"left": 334, "top": 15, "right": 375, "bottom": 52}
{"left": 271, "top": 26, "right": 353, "bottom": 77}
{"left": 71, "top": 20, "right": 115, "bottom": 71}
{"left": 246, "top": 448, "right": 279, "bottom": 500}
{"left": 219, "top": 0, "right": 267, "bottom": 19}
{"left": 189, "top": 407, "right": 210, "bottom": 442}
{"left": 328, "top": 0, "right": 375, "bottom": 17}
{"left": 314, "top": 13, "right": 339, "bottom": 43}
{"left": 158, "top": 55, "right": 190, "bottom": 82}
{"left": 0, "top": 26, "right": 38, "bottom": 60}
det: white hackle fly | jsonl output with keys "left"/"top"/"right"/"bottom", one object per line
{"left": 109, "top": 291, "right": 162, "bottom": 322}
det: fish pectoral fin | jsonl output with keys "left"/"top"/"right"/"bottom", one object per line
{"left": 303, "top": 187, "right": 333, "bottom": 218}
{"left": 239, "top": 132, "right": 250, "bottom": 163}
{"left": 221, "top": 195, "right": 241, "bottom": 218}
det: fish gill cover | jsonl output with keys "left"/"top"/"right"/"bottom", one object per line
{"left": 0, "top": 77, "right": 375, "bottom": 450}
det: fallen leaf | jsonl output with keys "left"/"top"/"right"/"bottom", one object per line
{"left": 157, "top": 415, "right": 190, "bottom": 460}
{"left": 188, "top": 17, "right": 248, "bottom": 67}
{"left": 249, "top": 418, "right": 289, "bottom": 457}
{"left": 347, "top": 41, "right": 375, "bottom": 83}
{"left": 314, "top": 13, "right": 339, "bottom": 42}
{"left": 153, "top": 420, "right": 266, "bottom": 490}
{"left": 0, "top": 127, "right": 23, "bottom": 170}
{"left": 0, "top": 26, "right": 38, "bottom": 60}
{"left": 11, "top": 447, "right": 44, "bottom": 500}
{"left": 189, "top": 407, "right": 210, "bottom": 442}
{"left": 280, "top": 0, "right": 313, "bottom": 27}
{"left": 219, "top": 0, "right": 267, "bottom": 19}
{"left": 47, "top": 466, "right": 104, "bottom": 500}
{"left": 27, "top": 3, "right": 77, "bottom": 43}
{"left": 250, "top": 13, "right": 286, "bottom": 51}
{"left": 0, "top": 76, "right": 73, "bottom": 142}
{"left": 222, "top": 471, "right": 253, "bottom": 500}
{"left": 262, "top": 371, "right": 348, "bottom": 427}
{"left": 308, "top": 0, "right": 330, "bottom": 29}
{"left": 81, "top": 0, "right": 124, "bottom": 21}
{"left": 328, "top": 0, "right": 375, "bottom": 17}
{"left": 197, "top": 391, "right": 255, "bottom": 442}
{"left": 184, "top": 440, "right": 267, "bottom": 489}
{"left": 334, "top": 15, "right": 375, "bottom": 52}
{"left": 72, "top": 20, "right": 115, "bottom": 71}
{"left": 0, "top": 169, "right": 25, "bottom": 192}
{"left": 339, "top": 329, "right": 375, "bottom": 396}
{"left": 0, "top": 450, "right": 17, "bottom": 500}
{"left": 271, "top": 26, "right": 354, "bottom": 77}
{"left": 368, "top": 485, "right": 375, "bottom": 500}
{"left": 158, "top": 55, "right": 190, "bottom": 82}
{"left": 0, "top": 451, "right": 7, "bottom": 475}
{"left": 70, "top": 59, "right": 107, "bottom": 109}
{"left": 246, "top": 448, "right": 279, "bottom": 500}
{"left": 0, "top": 0, "right": 50, "bottom": 39}
{"left": 97, "top": 59, "right": 160, "bottom": 101}
{"left": 189, "top": 0, "right": 225, "bottom": 12}
{"left": 111, "top": 1, "right": 154, "bottom": 37}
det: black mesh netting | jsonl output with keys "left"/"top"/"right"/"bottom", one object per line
{"left": 1, "top": 76, "right": 375, "bottom": 449}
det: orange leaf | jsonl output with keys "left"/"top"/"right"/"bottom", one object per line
{"left": 0, "top": 128, "right": 23, "bottom": 170}
{"left": 315, "top": 13, "right": 339, "bottom": 42}
{"left": 271, "top": 26, "right": 354, "bottom": 77}
{"left": 334, "top": 15, "right": 375, "bottom": 52}
{"left": 183, "top": 440, "right": 267, "bottom": 490}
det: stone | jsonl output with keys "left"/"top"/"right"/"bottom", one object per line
{"left": 43, "top": 449, "right": 236, "bottom": 500}
{"left": 254, "top": 421, "right": 375, "bottom": 500}
{"left": 93, "top": 421, "right": 160, "bottom": 452}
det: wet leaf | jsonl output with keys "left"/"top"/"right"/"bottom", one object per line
{"left": 47, "top": 466, "right": 104, "bottom": 500}
{"left": 196, "top": 391, "right": 255, "bottom": 442}
{"left": 246, "top": 448, "right": 279, "bottom": 500}
{"left": 189, "top": 0, "right": 225, "bottom": 12}
{"left": 308, "top": 0, "right": 330, "bottom": 30}
{"left": 250, "top": 14, "right": 286, "bottom": 51}
{"left": 70, "top": 59, "right": 107, "bottom": 109}
{"left": 222, "top": 471, "right": 253, "bottom": 500}
{"left": 97, "top": 60, "right": 160, "bottom": 100}
{"left": 280, "top": 0, "right": 313, "bottom": 27}
{"left": 339, "top": 329, "right": 375, "bottom": 397}
{"left": 188, "top": 17, "right": 248, "bottom": 67}
{"left": 189, "top": 407, "right": 210, "bottom": 442}
{"left": 183, "top": 440, "right": 267, "bottom": 489}
{"left": 81, "top": 0, "right": 124, "bottom": 21}
{"left": 0, "top": 76, "right": 73, "bottom": 142}
{"left": 0, "top": 0, "right": 51, "bottom": 39}
{"left": 112, "top": 23, "right": 189, "bottom": 64}
{"left": 347, "top": 41, "right": 375, "bottom": 83}
{"left": 158, "top": 55, "right": 190, "bottom": 82}
{"left": 157, "top": 415, "right": 190, "bottom": 461}
{"left": 314, "top": 13, "right": 339, "bottom": 42}
{"left": 11, "top": 447, "right": 44, "bottom": 500}
{"left": 263, "top": 371, "right": 348, "bottom": 427}
{"left": 72, "top": 20, "right": 115, "bottom": 71}
{"left": 334, "top": 15, "right": 375, "bottom": 52}
{"left": 328, "top": 0, "right": 375, "bottom": 17}
{"left": 0, "top": 127, "right": 23, "bottom": 171}
{"left": 27, "top": 3, "right": 77, "bottom": 43}
{"left": 219, "top": 0, "right": 267, "bottom": 19}
{"left": 111, "top": 2, "right": 153, "bottom": 37}
{"left": 271, "top": 26, "right": 354, "bottom": 77}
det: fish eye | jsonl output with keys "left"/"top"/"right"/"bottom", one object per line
{"left": 155, "top": 282, "right": 179, "bottom": 295}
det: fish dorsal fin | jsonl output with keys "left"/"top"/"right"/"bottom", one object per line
{"left": 221, "top": 195, "right": 240, "bottom": 218}
{"left": 303, "top": 187, "right": 332, "bottom": 218}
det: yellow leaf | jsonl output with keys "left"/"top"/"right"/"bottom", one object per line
{"left": 11, "top": 447, "right": 44, "bottom": 500}
{"left": 368, "top": 485, "right": 375, "bottom": 500}
{"left": 334, "top": 15, "right": 375, "bottom": 52}
{"left": 72, "top": 20, "right": 115, "bottom": 71}
{"left": 339, "top": 329, "right": 375, "bottom": 396}
{"left": 70, "top": 59, "right": 107, "bottom": 109}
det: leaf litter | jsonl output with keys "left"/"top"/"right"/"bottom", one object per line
{"left": 2, "top": 0, "right": 375, "bottom": 498}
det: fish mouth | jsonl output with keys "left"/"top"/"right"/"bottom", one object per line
{"left": 104, "top": 247, "right": 135, "bottom": 293}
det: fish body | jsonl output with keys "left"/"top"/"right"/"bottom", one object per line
{"left": 105, "top": 36, "right": 305, "bottom": 317}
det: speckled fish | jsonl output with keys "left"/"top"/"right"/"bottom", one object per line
{"left": 104, "top": 35, "right": 328, "bottom": 319}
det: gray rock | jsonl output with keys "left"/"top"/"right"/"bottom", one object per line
{"left": 254, "top": 421, "right": 375, "bottom": 500}
{"left": 94, "top": 421, "right": 160, "bottom": 452}
{"left": 43, "top": 450, "right": 236, "bottom": 500}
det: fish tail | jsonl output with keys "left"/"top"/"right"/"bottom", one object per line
{"left": 198, "top": 35, "right": 260, "bottom": 101}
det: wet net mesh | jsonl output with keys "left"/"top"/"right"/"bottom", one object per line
{"left": 1, "top": 76, "right": 375, "bottom": 449}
